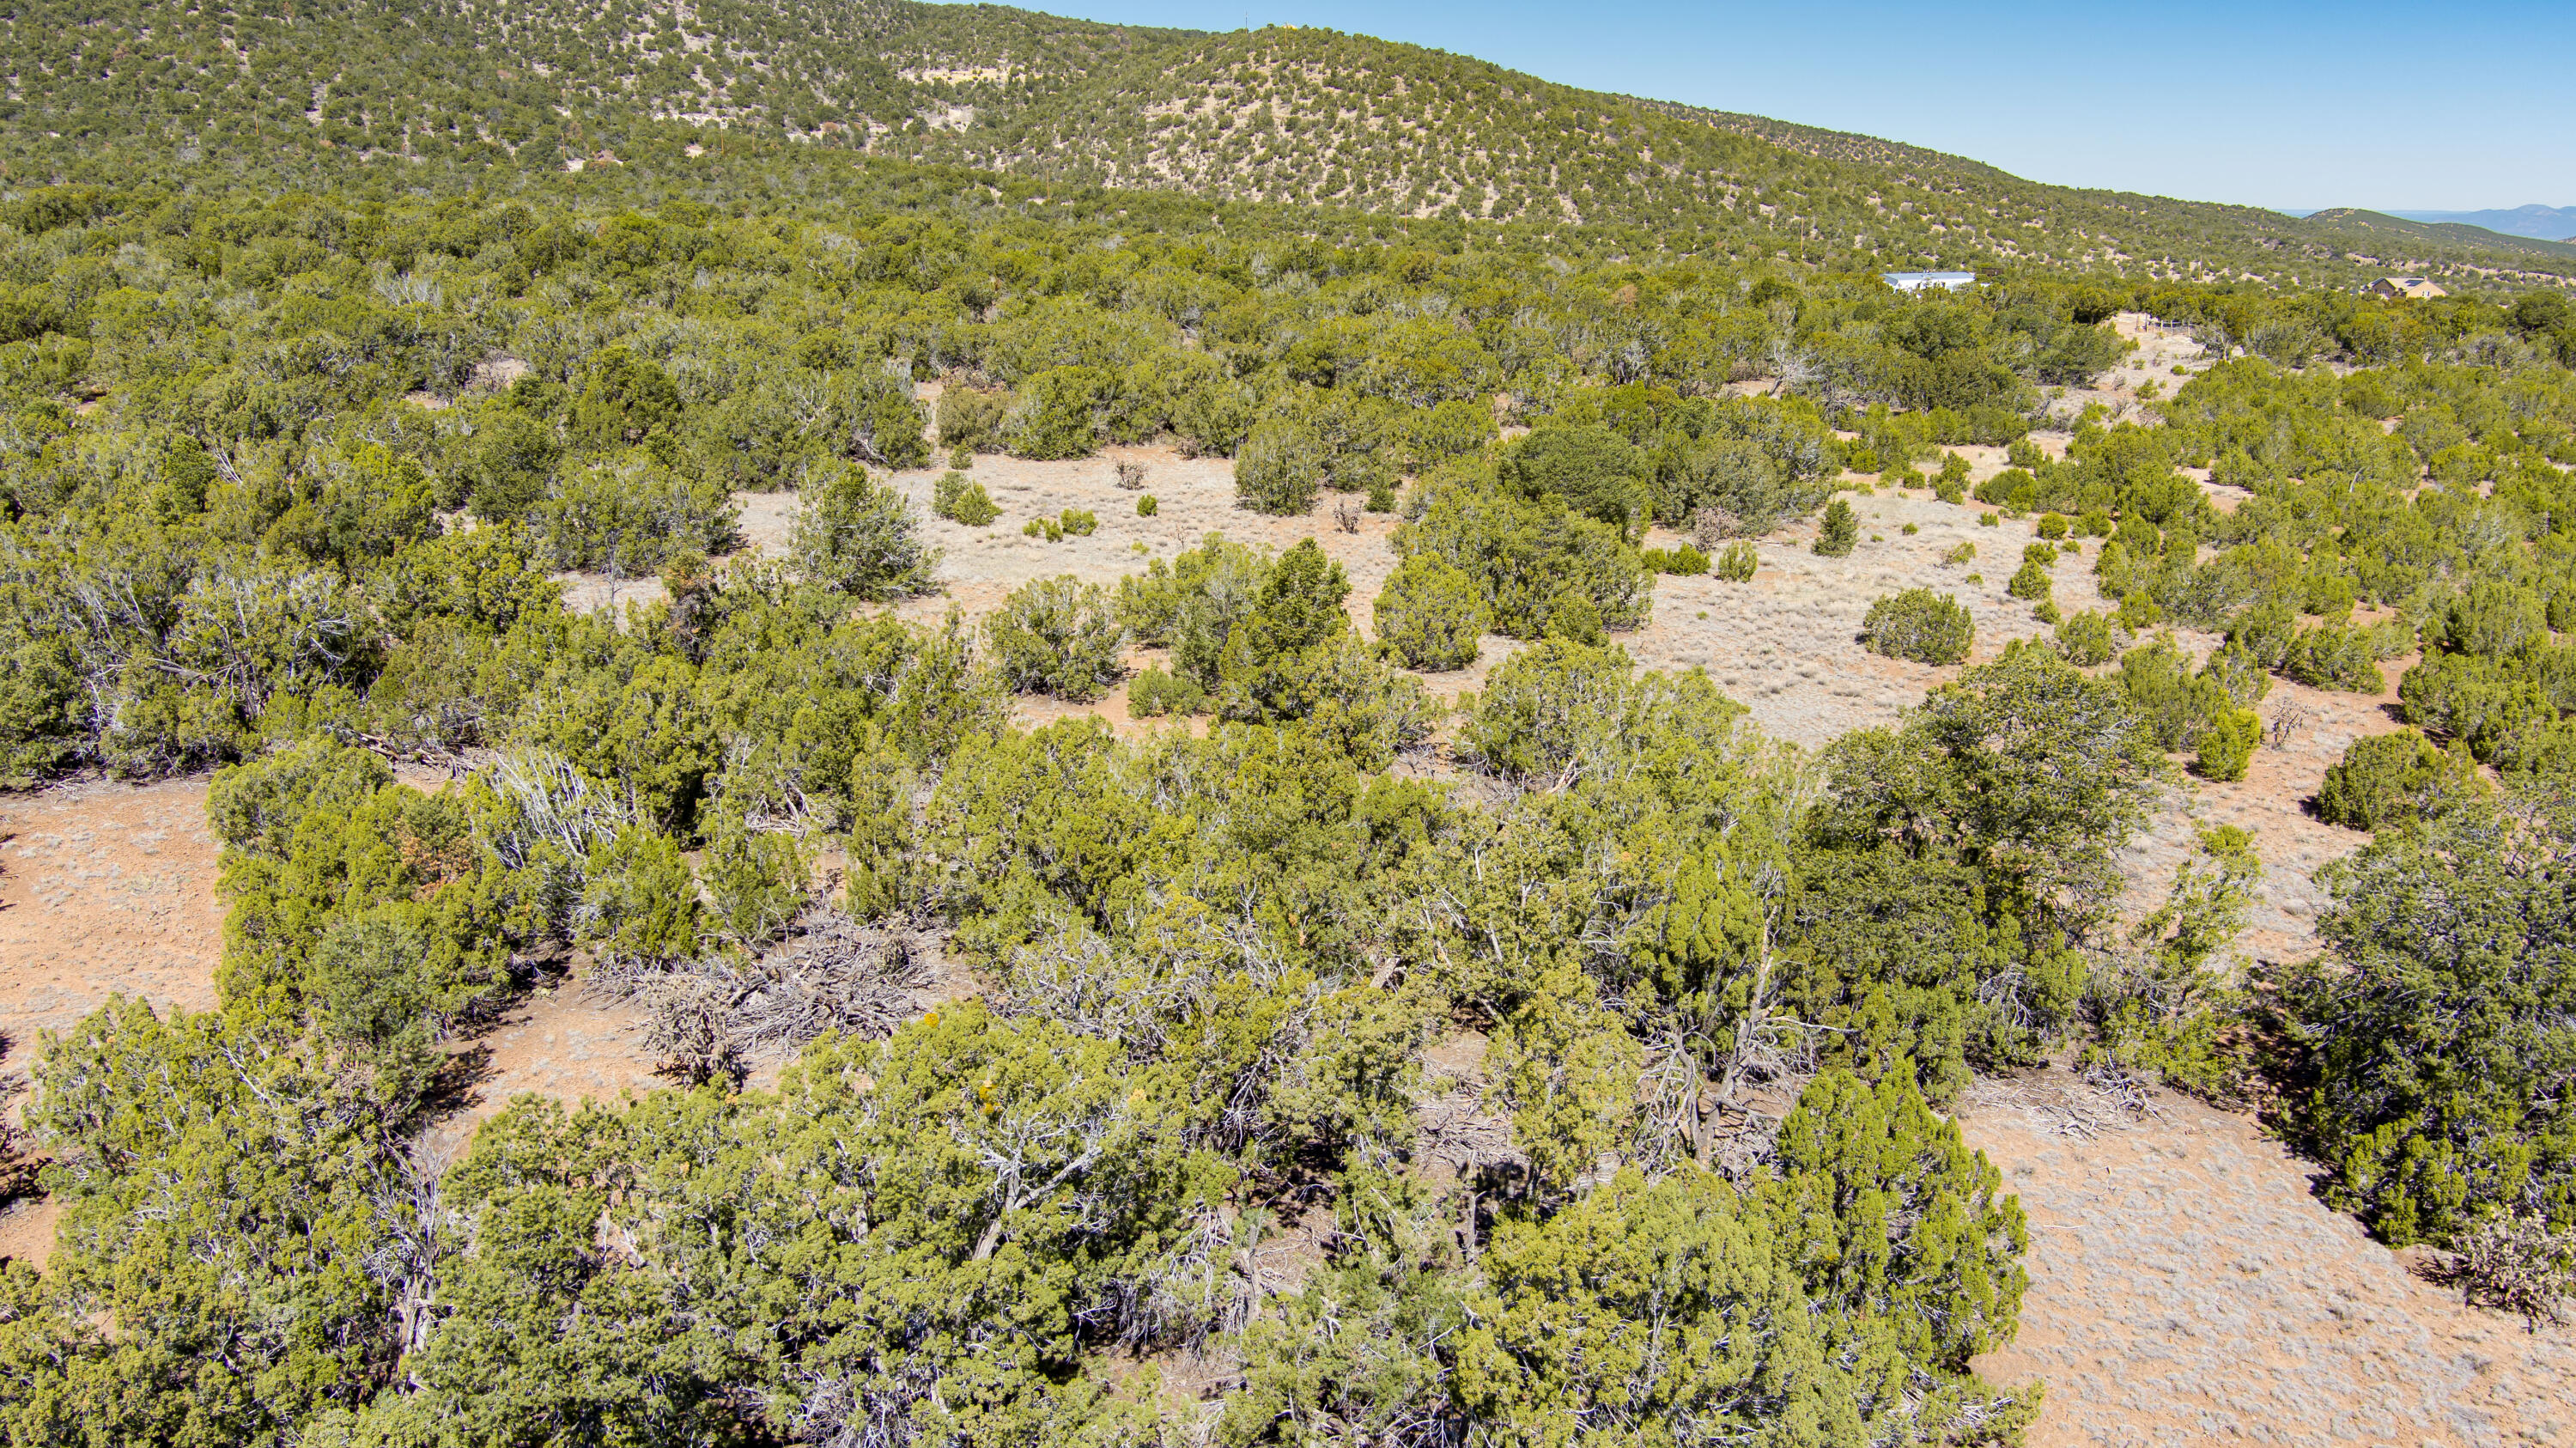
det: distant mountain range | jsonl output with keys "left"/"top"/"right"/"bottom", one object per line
{"left": 2380, "top": 206, "right": 2576, "bottom": 241}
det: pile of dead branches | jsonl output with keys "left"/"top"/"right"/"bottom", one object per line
{"left": 596, "top": 910, "right": 927, "bottom": 1085}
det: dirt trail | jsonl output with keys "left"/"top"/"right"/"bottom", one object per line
{"left": 1964, "top": 1071, "right": 2574, "bottom": 1448}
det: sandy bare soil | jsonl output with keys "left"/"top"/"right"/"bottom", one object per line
{"left": 0, "top": 776, "right": 227, "bottom": 1272}
{"left": 415, "top": 978, "right": 667, "bottom": 1163}
{"left": 0, "top": 776, "right": 226, "bottom": 1080}
{"left": 1964, "top": 1068, "right": 2575, "bottom": 1448}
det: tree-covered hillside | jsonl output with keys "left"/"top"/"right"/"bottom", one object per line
{"left": 6, "top": 0, "right": 2576, "bottom": 286}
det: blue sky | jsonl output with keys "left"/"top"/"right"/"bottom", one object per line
{"left": 985, "top": 0, "right": 2575, "bottom": 212}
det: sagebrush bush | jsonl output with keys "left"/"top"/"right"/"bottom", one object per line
{"left": 1374, "top": 555, "right": 1487, "bottom": 672}
{"left": 2456, "top": 1212, "right": 2576, "bottom": 1326}
{"left": 1863, "top": 589, "right": 1974, "bottom": 665}
{"left": 987, "top": 575, "right": 1128, "bottom": 701}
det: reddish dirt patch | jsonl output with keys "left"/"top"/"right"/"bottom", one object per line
{"left": 0, "top": 776, "right": 226, "bottom": 1078}
{"left": 1963, "top": 1070, "right": 2575, "bottom": 1448}
{"left": 0, "top": 1193, "right": 62, "bottom": 1271}
{"left": 417, "top": 980, "right": 667, "bottom": 1161}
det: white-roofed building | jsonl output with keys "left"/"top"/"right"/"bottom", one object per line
{"left": 1882, "top": 271, "right": 1979, "bottom": 293}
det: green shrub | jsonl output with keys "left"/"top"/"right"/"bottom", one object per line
{"left": 1126, "top": 663, "right": 1209, "bottom": 718}
{"left": 987, "top": 575, "right": 1128, "bottom": 701}
{"left": 930, "top": 470, "right": 999, "bottom": 526}
{"left": 2317, "top": 730, "right": 2478, "bottom": 830}
{"left": 1715, "top": 541, "right": 1759, "bottom": 581}
{"left": 2036, "top": 512, "right": 2070, "bottom": 539}
{"left": 2281, "top": 794, "right": 2576, "bottom": 1247}
{"left": 2194, "top": 707, "right": 2260, "bottom": 782}
{"left": 2118, "top": 635, "right": 2227, "bottom": 751}
{"left": 934, "top": 386, "right": 1003, "bottom": 450}
{"left": 1396, "top": 478, "right": 1651, "bottom": 638}
{"left": 790, "top": 464, "right": 936, "bottom": 599}
{"left": 2434, "top": 580, "right": 2548, "bottom": 659}
{"left": 1060, "top": 508, "right": 1098, "bottom": 537}
{"left": 2200, "top": 638, "right": 2272, "bottom": 712}
{"left": 2491, "top": 718, "right": 2576, "bottom": 779}
{"left": 2077, "top": 508, "right": 2113, "bottom": 538}
{"left": 578, "top": 824, "right": 702, "bottom": 964}
{"left": 529, "top": 459, "right": 738, "bottom": 579}
{"left": 1114, "top": 532, "right": 1271, "bottom": 684}
{"left": 1546, "top": 589, "right": 1607, "bottom": 645}
{"left": 1940, "top": 540, "right": 1977, "bottom": 567}
{"left": 826, "top": 370, "right": 932, "bottom": 472}
{"left": 2277, "top": 621, "right": 2370, "bottom": 685}
{"left": 2399, "top": 650, "right": 2549, "bottom": 760}
{"left": 999, "top": 367, "right": 1107, "bottom": 459}
{"left": 1024, "top": 517, "right": 1061, "bottom": 541}
{"left": 1236, "top": 417, "right": 1327, "bottom": 515}
{"left": 1498, "top": 424, "right": 1648, "bottom": 528}
{"left": 2055, "top": 611, "right": 2120, "bottom": 666}
{"left": 2303, "top": 567, "right": 2359, "bottom": 619}
{"left": 1862, "top": 589, "right": 1974, "bottom": 665}
{"left": 2006, "top": 559, "right": 2053, "bottom": 602}
{"left": 1642, "top": 544, "right": 1710, "bottom": 575}
{"left": 1374, "top": 555, "right": 1487, "bottom": 672}
{"left": 1812, "top": 497, "right": 1858, "bottom": 557}
{"left": 1974, "top": 467, "right": 2035, "bottom": 511}
{"left": 1137, "top": 494, "right": 1159, "bottom": 517}
{"left": 701, "top": 817, "right": 808, "bottom": 946}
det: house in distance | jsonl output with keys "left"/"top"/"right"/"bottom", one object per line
{"left": 1882, "top": 271, "right": 1979, "bottom": 292}
{"left": 2372, "top": 276, "right": 2448, "bottom": 299}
